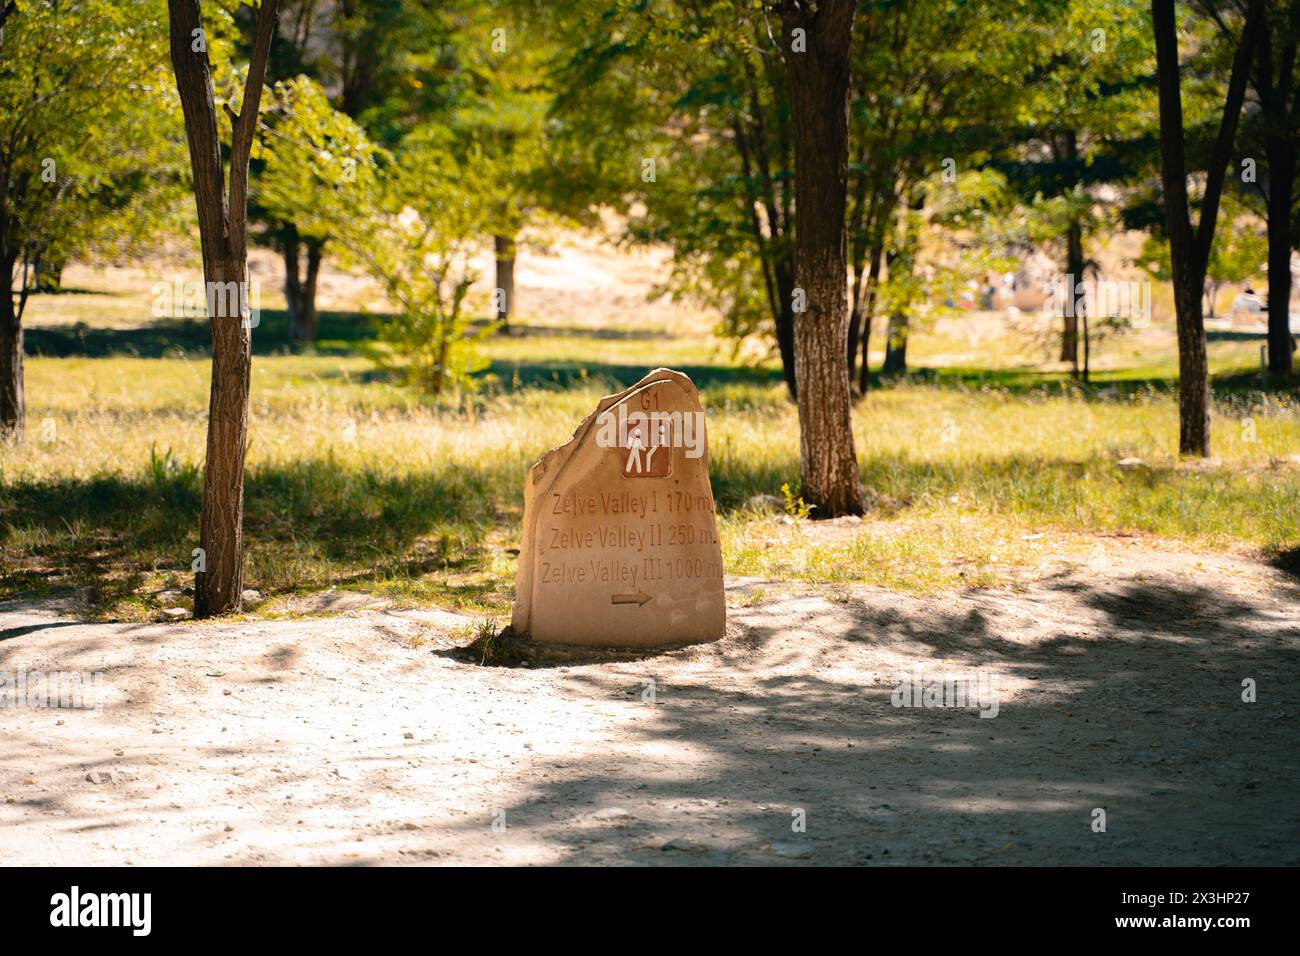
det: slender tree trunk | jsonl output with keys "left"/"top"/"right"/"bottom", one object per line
{"left": 0, "top": 256, "right": 24, "bottom": 443}
{"left": 774, "top": 258, "right": 798, "bottom": 400}
{"left": 882, "top": 310, "right": 908, "bottom": 374}
{"left": 1058, "top": 130, "right": 1083, "bottom": 368}
{"left": 169, "top": 0, "right": 278, "bottom": 616}
{"left": 881, "top": 188, "right": 923, "bottom": 377}
{"left": 846, "top": 283, "right": 863, "bottom": 383}
{"left": 782, "top": 0, "right": 863, "bottom": 517}
{"left": 283, "top": 225, "right": 302, "bottom": 338}
{"left": 845, "top": 163, "right": 873, "bottom": 386}
{"left": 301, "top": 239, "right": 321, "bottom": 340}
{"left": 858, "top": 243, "right": 883, "bottom": 394}
{"left": 1082, "top": 309, "right": 1091, "bottom": 384}
{"left": 1152, "top": 0, "right": 1262, "bottom": 456}
{"left": 284, "top": 225, "right": 322, "bottom": 344}
{"left": 1266, "top": 136, "right": 1296, "bottom": 375}
{"left": 1154, "top": 16, "right": 1211, "bottom": 456}
{"left": 494, "top": 233, "right": 515, "bottom": 333}
{"left": 1062, "top": 218, "right": 1083, "bottom": 375}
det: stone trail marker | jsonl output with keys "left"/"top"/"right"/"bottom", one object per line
{"left": 511, "top": 368, "right": 725, "bottom": 647}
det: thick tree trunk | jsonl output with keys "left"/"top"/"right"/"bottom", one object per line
{"left": 1266, "top": 137, "right": 1296, "bottom": 375}
{"left": 0, "top": 258, "right": 24, "bottom": 443}
{"left": 1152, "top": 0, "right": 1262, "bottom": 457}
{"left": 197, "top": 257, "right": 254, "bottom": 618}
{"left": 494, "top": 233, "right": 515, "bottom": 332}
{"left": 782, "top": 0, "right": 863, "bottom": 517}
{"left": 1171, "top": 270, "right": 1211, "bottom": 454}
{"left": 169, "top": 0, "right": 277, "bottom": 616}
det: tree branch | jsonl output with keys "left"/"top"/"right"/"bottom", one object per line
{"left": 1194, "top": 0, "right": 1265, "bottom": 275}
{"left": 227, "top": 0, "right": 280, "bottom": 257}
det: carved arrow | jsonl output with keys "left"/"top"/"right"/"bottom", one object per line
{"left": 611, "top": 590, "right": 653, "bottom": 607}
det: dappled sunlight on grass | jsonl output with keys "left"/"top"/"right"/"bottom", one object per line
{"left": 4, "top": 291, "right": 1299, "bottom": 618}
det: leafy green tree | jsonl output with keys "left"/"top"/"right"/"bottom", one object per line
{"left": 1152, "top": 0, "right": 1264, "bottom": 456}
{"left": 846, "top": 0, "right": 1052, "bottom": 386}
{"left": 873, "top": 169, "right": 1022, "bottom": 375}
{"left": 168, "top": 0, "right": 280, "bottom": 616}
{"left": 779, "top": 0, "right": 864, "bottom": 516}
{"left": 445, "top": 10, "right": 566, "bottom": 333}
{"left": 253, "top": 0, "right": 460, "bottom": 343}
{"left": 997, "top": 0, "right": 1156, "bottom": 378}
{"left": 0, "top": 0, "right": 184, "bottom": 441}
{"left": 259, "top": 78, "right": 490, "bottom": 392}
{"left": 548, "top": 0, "right": 803, "bottom": 395}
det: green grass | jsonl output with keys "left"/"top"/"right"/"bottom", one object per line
{"left": 3, "top": 271, "right": 1299, "bottom": 620}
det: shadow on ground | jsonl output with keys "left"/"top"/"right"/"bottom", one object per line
{"left": 433, "top": 575, "right": 1300, "bottom": 865}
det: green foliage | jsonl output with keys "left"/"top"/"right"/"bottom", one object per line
{"left": 779, "top": 482, "right": 812, "bottom": 520}
{"left": 146, "top": 443, "right": 201, "bottom": 504}
{"left": 881, "top": 170, "right": 1024, "bottom": 329}
{"left": 0, "top": 0, "right": 187, "bottom": 298}
{"left": 444, "top": 6, "right": 582, "bottom": 240}
{"left": 547, "top": 0, "right": 797, "bottom": 348}
{"left": 1138, "top": 198, "right": 1267, "bottom": 286}
{"left": 258, "top": 78, "right": 491, "bottom": 393}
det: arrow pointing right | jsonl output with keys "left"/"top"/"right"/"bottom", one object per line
{"left": 611, "top": 590, "right": 653, "bottom": 607}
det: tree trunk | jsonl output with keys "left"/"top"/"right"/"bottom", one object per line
{"left": 774, "top": 258, "right": 798, "bottom": 400}
{"left": 1082, "top": 309, "right": 1091, "bottom": 384}
{"left": 882, "top": 311, "right": 908, "bottom": 374}
{"left": 1171, "top": 268, "right": 1211, "bottom": 454}
{"left": 283, "top": 226, "right": 302, "bottom": 337}
{"left": 197, "top": 257, "right": 255, "bottom": 618}
{"left": 1154, "top": 5, "right": 1211, "bottom": 456}
{"left": 300, "top": 239, "right": 321, "bottom": 341}
{"left": 1058, "top": 130, "right": 1083, "bottom": 368}
{"left": 0, "top": 256, "right": 24, "bottom": 443}
{"left": 846, "top": 177, "right": 872, "bottom": 386}
{"left": 858, "top": 243, "right": 883, "bottom": 394}
{"left": 1152, "top": 0, "right": 1262, "bottom": 457}
{"left": 1062, "top": 218, "right": 1083, "bottom": 375}
{"left": 782, "top": 0, "right": 863, "bottom": 517}
{"left": 494, "top": 233, "right": 515, "bottom": 333}
{"left": 284, "top": 225, "right": 322, "bottom": 344}
{"left": 1266, "top": 136, "right": 1296, "bottom": 375}
{"left": 1205, "top": 278, "right": 1219, "bottom": 318}
{"left": 846, "top": 283, "right": 863, "bottom": 383}
{"left": 169, "top": 0, "right": 278, "bottom": 616}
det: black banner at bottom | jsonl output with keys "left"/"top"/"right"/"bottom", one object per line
{"left": 0, "top": 865, "right": 1289, "bottom": 941}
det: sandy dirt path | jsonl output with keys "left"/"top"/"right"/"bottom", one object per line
{"left": 2, "top": 548, "right": 1298, "bottom": 866}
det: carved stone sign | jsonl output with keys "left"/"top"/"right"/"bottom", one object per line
{"left": 511, "top": 368, "right": 726, "bottom": 647}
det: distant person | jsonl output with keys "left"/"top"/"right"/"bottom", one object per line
{"left": 1229, "top": 285, "right": 1264, "bottom": 324}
